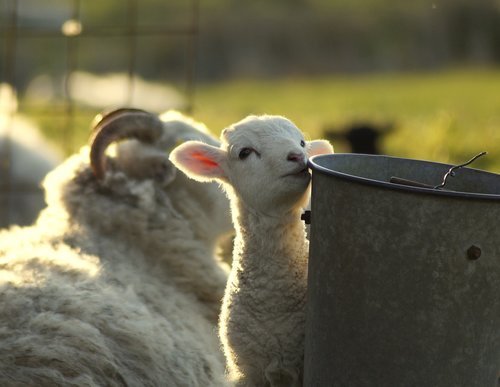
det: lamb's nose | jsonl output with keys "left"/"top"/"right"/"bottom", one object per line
{"left": 287, "top": 152, "right": 304, "bottom": 163}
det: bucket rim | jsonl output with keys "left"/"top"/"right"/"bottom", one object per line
{"left": 309, "top": 153, "right": 500, "bottom": 201}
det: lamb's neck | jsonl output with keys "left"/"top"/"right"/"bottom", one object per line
{"left": 231, "top": 200, "right": 309, "bottom": 271}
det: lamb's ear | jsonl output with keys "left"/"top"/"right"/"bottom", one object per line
{"left": 169, "top": 141, "right": 227, "bottom": 182}
{"left": 307, "top": 139, "right": 334, "bottom": 157}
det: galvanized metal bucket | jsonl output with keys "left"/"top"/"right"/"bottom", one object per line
{"left": 304, "top": 154, "right": 500, "bottom": 387}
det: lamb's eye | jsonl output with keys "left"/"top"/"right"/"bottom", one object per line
{"left": 300, "top": 140, "right": 306, "bottom": 148}
{"left": 238, "top": 147, "right": 253, "bottom": 160}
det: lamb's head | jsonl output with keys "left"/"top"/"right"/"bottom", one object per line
{"left": 170, "top": 115, "right": 333, "bottom": 216}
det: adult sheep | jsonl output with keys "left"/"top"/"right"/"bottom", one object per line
{"left": 0, "top": 108, "right": 233, "bottom": 386}
{"left": 0, "top": 84, "right": 62, "bottom": 228}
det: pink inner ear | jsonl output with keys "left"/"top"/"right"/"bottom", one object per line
{"left": 193, "top": 151, "right": 219, "bottom": 167}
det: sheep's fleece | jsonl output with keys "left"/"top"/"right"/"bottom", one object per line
{"left": 0, "top": 111, "right": 232, "bottom": 387}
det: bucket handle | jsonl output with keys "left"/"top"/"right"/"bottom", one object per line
{"left": 390, "top": 151, "right": 487, "bottom": 190}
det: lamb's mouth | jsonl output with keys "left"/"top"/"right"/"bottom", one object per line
{"left": 283, "top": 167, "right": 310, "bottom": 178}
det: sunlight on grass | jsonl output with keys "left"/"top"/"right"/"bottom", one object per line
{"left": 194, "top": 68, "right": 500, "bottom": 171}
{"left": 29, "top": 68, "right": 500, "bottom": 172}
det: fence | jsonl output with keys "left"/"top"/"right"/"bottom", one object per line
{"left": 0, "top": 0, "right": 200, "bottom": 227}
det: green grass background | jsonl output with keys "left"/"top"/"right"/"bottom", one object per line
{"left": 37, "top": 68, "right": 500, "bottom": 172}
{"left": 194, "top": 68, "right": 500, "bottom": 172}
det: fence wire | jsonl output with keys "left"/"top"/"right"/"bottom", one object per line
{"left": 0, "top": 0, "right": 200, "bottom": 227}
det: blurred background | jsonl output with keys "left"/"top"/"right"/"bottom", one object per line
{"left": 1, "top": 0, "right": 500, "bottom": 225}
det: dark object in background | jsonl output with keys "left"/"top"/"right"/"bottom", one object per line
{"left": 323, "top": 122, "right": 394, "bottom": 154}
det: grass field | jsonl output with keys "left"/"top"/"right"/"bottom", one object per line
{"left": 33, "top": 68, "right": 500, "bottom": 172}
{"left": 194, "top": 68, "right": 500, "bottom": 171}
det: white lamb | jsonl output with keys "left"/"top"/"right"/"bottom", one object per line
{"left": 170, "top": 114, "right": 333, "bottom": 386}
{"left": 0, "top": 108, "right": 233, "bottom": 386}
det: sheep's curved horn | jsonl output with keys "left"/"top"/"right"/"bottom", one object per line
{"left": 89, "top": 108, "right": 164, "bottom": 180}
{"left": 90, "top": 107, "right": 148, "bottom": 133}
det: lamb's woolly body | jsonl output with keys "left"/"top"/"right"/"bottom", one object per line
{"left": 0, "top": 112, "right": 232, "bottom": 387}
{"left": 170, "top": 115, "right": 333, "bottom": 387}
{"left": 220, "top": 204, "right": 309, "bottom": 386}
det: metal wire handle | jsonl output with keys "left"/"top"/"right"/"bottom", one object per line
{"left": 390, "top": 151, "right": 488, "bottom": 190}
{"left": 433, "top": 151, "right": 487, "bottom": 189}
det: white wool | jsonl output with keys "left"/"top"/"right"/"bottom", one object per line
{"left": 0, "top": 111, "right": 233, "bottom": 386}
{"left": 170, "top": 114, "right": 333, "bottom": 386}
{"left": 0, "top": 83, "right": 63, "bottom": 227}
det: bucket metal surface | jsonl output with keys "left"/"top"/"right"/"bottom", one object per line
{"left": 305, "top": 154, "right": 500, "bottom": 387}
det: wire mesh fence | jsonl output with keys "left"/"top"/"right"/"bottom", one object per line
{"left": 0, "top": 0, "right": 200, "bottom": 227}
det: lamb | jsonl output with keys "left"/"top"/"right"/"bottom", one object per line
{"left": 170, "top": 114, "right": 333, "bottom": 386}
{"left": 0, "top": 108, "right": 233, "bottom": 386}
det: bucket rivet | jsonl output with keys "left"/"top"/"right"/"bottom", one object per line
{"left": 467, "top": 245, "right": 481, "bottom": 260}
{"left": 301, "top": 210, "right": 311, "bottom": 225}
